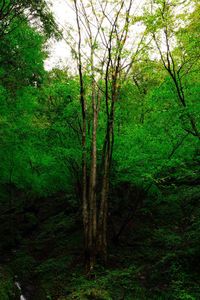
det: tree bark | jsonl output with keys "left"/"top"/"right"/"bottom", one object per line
{"left": 73, "top": 0, "right": 133, "bottom": 272}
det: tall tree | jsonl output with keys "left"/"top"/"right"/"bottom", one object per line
{"left": 71, "top": 0, "right": 146, "bottom": 273}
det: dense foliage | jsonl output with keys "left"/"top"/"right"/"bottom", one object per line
{"left": 0, "top": 0, "right": 199, "bottom": 299}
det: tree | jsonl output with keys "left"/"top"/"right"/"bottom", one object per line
{"left": 71, "top": 0, "right": 146, "bottom": 273}
{"left": 0, "top": 0, "right": 59, "bottom": 38}
{"left": 144, "top": 0, "right": 200, "bottom": 140}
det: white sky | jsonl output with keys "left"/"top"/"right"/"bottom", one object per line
{"left": 44, "top": 0, "right": 193, "bottom": 71}
{"left": 44, "top": 0, "right": 73, "bottom": 70}
{"left": 44, "top": 0, "right": 146, "bottom": 71}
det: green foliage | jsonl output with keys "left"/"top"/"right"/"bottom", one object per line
{"left": 0, "top": 0, "right": 60, "bottom": 39}
{"left": 8, "top": 251, "right": 37, "bottom": 279}
{"left": 64, "top": 266, "right": 146, "bottom": 300}
{"left": 0, "top": 268, "right": 16, "bottom": 300}
{"left": 65, "top": 288, "right": 112, "bottom": 300}
{"left": 0, "top": 1, "right": 199, "bottom": 299}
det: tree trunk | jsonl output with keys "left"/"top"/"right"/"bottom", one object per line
{"left": 98, "top": 113, "right": 114, "bottom": 263}
{"left": 73, "top": 0, "right": 132, "bottom": 273}
{"left": 86, "top": 78, "right": 98, "bottom": 273}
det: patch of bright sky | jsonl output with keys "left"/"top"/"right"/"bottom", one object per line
{"left": 44, "top": 0, "right": 146, "bottom": 71}
{"left": 44, "top": 0, "right": 74, "bottom": 70}
{"left": 44, "top": 0, "right": 193, "bottom": 71}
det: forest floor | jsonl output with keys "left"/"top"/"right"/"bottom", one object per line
{"left": 0, "top": 173, "right": 200, "bottom": 299}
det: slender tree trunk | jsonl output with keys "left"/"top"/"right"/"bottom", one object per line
{"left": 73, "top": 0, "right": 133, "bottom": 272}
{"left": 74, "top": 0, "right": 90, "bottom": 271}
{"left": 87, "top": 77, "right": 98, "bottom": 272}
{"left": 98, "top": 100, "right": 115, "bottom": 263}
{"left": 98, "top": 146, "right": 108, "bottom": 262}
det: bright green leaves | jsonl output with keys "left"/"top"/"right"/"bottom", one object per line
{"left": 0, "top": 0, "right": 59, "bottom": 39}
{"left": 0, "top": 0, "right": 199, "bottom": 203}
{"left": 0, "top": 19, "right": 46, "bottom": 91}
